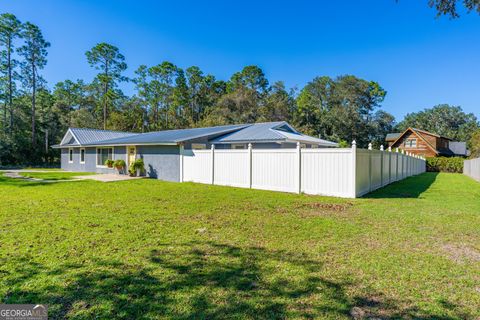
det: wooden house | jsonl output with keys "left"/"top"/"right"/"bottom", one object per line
{"left": 385, "top": 127, "right": 467, "bottom": 157}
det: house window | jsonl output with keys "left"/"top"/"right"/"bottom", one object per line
{"left": 80, "top": 148, "right": 85, "bottom": 164}
{"left": 232, "top": 144, "right": 246, "bottom": 149}
{"left": 68, "top": 148, "right": 73, "bottom": 163}
{"left": 191, "top": 143, "right": 207, "bottom": 150}
{"left": 97, "top": 147, "right": 113, "bottom": 166}
{"left": 404, "top": 138, "right": 417, "bottom": 148}
{"left": 311, "top": 144, "right": 319, "bottom": 149}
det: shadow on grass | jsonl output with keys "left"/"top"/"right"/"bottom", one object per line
{"left": 364, "top": 172, "right": 438, "bottom": 199}
{"left": 0, "top": 241, "right": 466, "bottom": 319}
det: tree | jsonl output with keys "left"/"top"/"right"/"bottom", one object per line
{"left": 147, "top": 62, "right": 178, "bottom": 129}
{"left": 293, "top": 75, "right": 387, "bottom": 146}
{"left": 0, "top": 13, "right": 22, "bottom": 133}
{"left": 428, "top": 0, "right": 480, "bottom": 17}
{"left": 85, "top": 43, "right": 127, "bottom": 129}
{"left": 228, "top": 65, "right": 269, "bottom": 96}
{"left": 469, "top": 129, "right": 480, "bottom": 158}
{"left": 396, "top": 104, "right": 479, "bottom": 142}
{"left": 17, "top": 21, "right": 50, "bottom": 150}
{"left": 260, "top": 81, "right": 295, "bottom": 122}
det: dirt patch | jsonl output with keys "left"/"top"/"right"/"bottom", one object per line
{"left": 299, "top": 202, "right": 353, "bottom": 211}
{"left": 292, "top": 202, "right": 354, "bottom": 218}
{"left": 442, "top": 244, "right": 480, "bottom": 264}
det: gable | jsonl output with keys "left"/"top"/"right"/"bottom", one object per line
{"left": 60, "top": 129, "right": 80, "bottom": 146}
{"left": 390, "top": 128, "right": 438, "bottom": 155}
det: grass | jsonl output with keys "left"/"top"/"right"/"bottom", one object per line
{"left": 19, "top": 172, "right": 95, "bottom": 180}
{"left": 0, "top": 172, "right": 479, "bottom": 319}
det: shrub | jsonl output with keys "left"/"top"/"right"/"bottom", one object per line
{"left": 426, "top": 157, "right": 464, "bottom": 173}
{"left": 104, "top": 159, "right": 114, "bottom": 168}
{"left": 129, "top": 158, "right": 145, "bottom": 176}
{"left": 113, "top": 159, "right": 126, "bottom": 170}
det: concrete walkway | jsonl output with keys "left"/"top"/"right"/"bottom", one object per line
{"left": 75, "top": 174, "right": 143, "bottom": 182}
{"left": 1, "top": 169, "right": 143, "bottom": 183}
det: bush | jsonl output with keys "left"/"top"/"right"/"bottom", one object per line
{"left": 104, "top": 159, "right": 114, "bottom": 168}
{"left": 426, "top": 157, "right": 464, "bottom": 173}
{"left": 129, "top": 158, "right": 145, "bottom": 176}
{"left": 113, "top": 159, "right": 126, "bottom": 170}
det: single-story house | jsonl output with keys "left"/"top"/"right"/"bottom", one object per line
{"left": 385, "top": 127, "right": 468, "bottom": 157}
{"left": 52, "top": 121, "right": 338, "bottom": 181}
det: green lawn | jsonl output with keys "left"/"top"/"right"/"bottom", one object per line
{"left": 19, "top": 171, "right": 95, "bottom": 180}
{"left": 0, "top": 173, "right": 479, "bottom": 319}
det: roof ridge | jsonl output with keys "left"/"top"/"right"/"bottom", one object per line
{"left": 69, "top": 127, "right": 137, "bottom": 135}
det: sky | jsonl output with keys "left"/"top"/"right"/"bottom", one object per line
{"left": 2, "top": 0, "right": 480, "bottom": 121}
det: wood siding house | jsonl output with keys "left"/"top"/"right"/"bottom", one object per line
{"left": 385, "top": 127, "right": 466, "bottom": 157}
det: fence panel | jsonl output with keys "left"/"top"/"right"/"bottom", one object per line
{"left": 301, "top": 149, "right": 354, "bottom": 197}
{"left": 251, "top": 149, "right": 298, "bottom": 193}
{"left": 355, "top": 149, "right": 371, "bottom": 197}
{"left": 370, "top": 150, "right": 383, "bottom": 190}
{"left": 464, "top": 157, "right": 480, "bottom": 182}
{"left": 183, "top": 149, "right": 212, "bottom": 184}
{"left": 181, "top": 145, "right": 426, "bottom": 198}
{"left": 382, "top": 152, "right": 391, "bottom": 186}
{"left": 214, "top": 149, "right": 250, "bottom": 188}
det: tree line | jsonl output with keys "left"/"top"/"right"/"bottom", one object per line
{"left": 1, "top": 12, "right": 479, "bottom": 165}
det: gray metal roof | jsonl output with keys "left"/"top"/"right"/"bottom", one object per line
{"left": 70, "top": 128, "right": 137, "bottom": 145}
{"left": 81, "top": 124, "right": 249, "bottom": 146}
{"left": 211, "top": 122, "right": 338, "bottom": 146}
{"left": 54, "top": 122, "right": 338, "bottom": 148}
{"left": 211, "top": 122, "right": 287, "bottom": 143}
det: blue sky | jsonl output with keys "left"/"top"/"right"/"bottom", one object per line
{"left": 3, "top": 0, "right": 480, "bottom": 121}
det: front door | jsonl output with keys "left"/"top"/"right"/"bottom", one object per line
{"left": 128, "top": 146, "right": 136, "bottom": 166}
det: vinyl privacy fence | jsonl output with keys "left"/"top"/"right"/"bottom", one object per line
{"left": 464, "top": 157, "right": 480, "bottom": 182}
{"left": 181, "top": 143, "right": 426, "bottom": 198}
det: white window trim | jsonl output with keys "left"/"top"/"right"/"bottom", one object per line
{"left": 80, "top": 148, "right": 85, "bottom": 164}
{"left": 68, "top": 148, "right": 73, "bottom": 163}
{"left": 96, "top": 147, "right": 115, "bottom": 168}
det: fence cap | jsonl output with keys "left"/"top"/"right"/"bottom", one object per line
{"left": 380, "top": 145, "right": 384, "bottom": 151}
{"left": 368, "top": 142, "right": 373, "bottom": 150}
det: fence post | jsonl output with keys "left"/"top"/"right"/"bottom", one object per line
{"left": 179, "top": 143, "right": 184, "bottom": 182}
{"left": 380, "top": 145, "right": 384, "bottom": 187}
{"left": 395, "top": 148, "right": 399, "bottom": 181}
{"left": 368, "top": 142, "right": 372, "bottom": 192}
{"left": 211, "top": 144, "right": 215, "bottom": 185}
{"left": 296, "top": 142, "right": 301, "bottom": 194}
{"left": 388, "top": 146, "right": 392, "bottom": 184}
{"left": 351, "top": 140, "right": 357, "bottom": 198}
{"left": 248, "top": 143, "right": 252, "bottom": 189}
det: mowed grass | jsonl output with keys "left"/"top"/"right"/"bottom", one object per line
{"left": 0, "top": 173, "right": 479, "bottom": 319}
{"left": 19, "top": 172, "right": 95, "bottom": 180}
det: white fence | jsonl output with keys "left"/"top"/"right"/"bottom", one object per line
{"left": 464, "top": 157, "right": 480, "bottom": 182}
{"left": 180, "top": 143, "right": 426, "bottom": 198}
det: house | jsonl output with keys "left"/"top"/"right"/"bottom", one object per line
{"left": 52, "top": 121, "right": 338, "bottom": 181}
{"left": 385, "top": 127, "right": 468, "bottom": 157}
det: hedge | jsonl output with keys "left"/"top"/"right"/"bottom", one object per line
{"left": 426, "top": 157, "right": 464, "bottom": 173}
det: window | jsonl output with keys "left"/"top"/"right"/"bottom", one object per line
{"left": 311, "top": 144, "right": 319, "bottom": 149}
{"left": 404, "top": 138, "right": 417, "bottom": 148}
{"left": 191, "top": 143, "right": 207, "bottom": 150}
{"left": 80, "top": 148, "right": 85, "bottom": 164}
{"left": 232, "top": 144, "right": 246, "bottom": 149}
{"left": 68, "top": 148, "right": 73, "bottom": 163}
{"left": 97, "top": 148, "right": 113, "bottom": 166}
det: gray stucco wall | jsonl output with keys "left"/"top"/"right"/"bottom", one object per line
{"left": 61, "top": 146, "right": 127, "bottom": 174}
{"left": 136, "top": 145, "right": 180, "bottom": 182}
